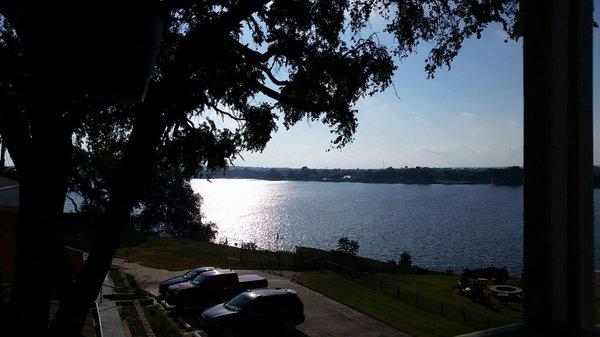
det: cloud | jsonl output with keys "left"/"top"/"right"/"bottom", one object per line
{"left": 418, "top": 142, "right": 476, "bottom": 156}
{"left": 412, "top": 115, "right": 434, "bottom": 128}
{"left": 461, "top": 112, "right": 476, "bottom": 118}
{"left": 409, "top": 142, "right": 523, "bottom": 167}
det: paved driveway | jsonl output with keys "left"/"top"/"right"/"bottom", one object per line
{"left": 113, "top": 258, "right": 410, "bottom": 337}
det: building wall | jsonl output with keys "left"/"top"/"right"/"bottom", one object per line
{"left": 0, "top": 208, "right": 84, "bottom": 282}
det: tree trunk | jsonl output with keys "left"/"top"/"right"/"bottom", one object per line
{"left": 53, "top": 102, "right": 164, "bottom": 335}
{"left": 0, "top": 138, "right": 6, "bottom": 174}
{"left": 10, "top": 98, "right": 72, "bottom": 334}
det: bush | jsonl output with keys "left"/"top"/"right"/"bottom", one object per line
{"left": 399, "top": 251, "right": 412, "bottom": 269}
{"left": 337, "top": 237, "right": 359, "bottom": 256}
{"left": 241, "top": 242, "right": 258, "bottom": 250}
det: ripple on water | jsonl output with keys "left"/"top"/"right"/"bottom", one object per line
{"left": 192, "top": 179, "right": 600, "bottom": 273}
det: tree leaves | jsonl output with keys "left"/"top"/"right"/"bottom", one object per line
{"left": 0, "top": 0, "right": 520, "bottom": 238}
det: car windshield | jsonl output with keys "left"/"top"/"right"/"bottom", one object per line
{"left": 224, "top": 292, "right": 255, "bottom": 312}
{"left": 183, "top": 268, "right": 202, "bottom": 280}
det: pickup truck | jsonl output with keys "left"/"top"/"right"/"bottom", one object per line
{"left": 159, "top": 266, "right": 216, "bottom": 295}
{"left": 165, "top": 269, "right": 268, "bottom": 309}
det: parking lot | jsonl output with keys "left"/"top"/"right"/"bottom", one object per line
{"left": 113, "top": 258, "right": 410, "bottom": 337}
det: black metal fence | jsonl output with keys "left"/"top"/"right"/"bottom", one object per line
{"left": 221, "top": 242, "right": 522, "bottom": 330}
{"left": 333, "top": 266, "right": 519, "bottom": 330}
{"left": 224, "top": 247, "right": 296, "bottom": 271}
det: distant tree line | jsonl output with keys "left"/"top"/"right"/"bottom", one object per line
{"left": 213, "top": 166, "right": 525, "bottom": 186}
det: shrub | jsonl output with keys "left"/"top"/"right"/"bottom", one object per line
{"left": 399, "top": 251, "right": 412, "bottom": 268}
{"left": 241, "top": 242, "right": 258, "bottom": 251}
{"left": 337, "top": 237, "right": 360, "bottom": 256}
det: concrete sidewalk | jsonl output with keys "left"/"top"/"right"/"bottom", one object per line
{"left": 113, "top": 258, "right": 411, "bottom": 337}
{"left": 97, "top": 275, "right": 126, "bottom": 337}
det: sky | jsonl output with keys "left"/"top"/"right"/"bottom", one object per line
{"left": 235, "top": 3, "right": 600, "bottom": 169}
{"left": 3, "top": 5, "right": 596, "bottom": 170}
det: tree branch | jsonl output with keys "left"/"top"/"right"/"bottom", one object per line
{"left": 218, "top": 0, "right": 271, "bottom": 29}
{"left": 255, "top": 82, "right": 286, "bottom": 102}
{"left": 66, "top": 194, "right": 79, "bottom": 213}
{"left": 175, "top": 0, "right": 272, "bottom": 66}
{"left": 246, "top": 15, "right": 266, "bottom": 41}
{"left": 257, "top": 64, "right": 289, "bottom": 86}
{"left": 255, "top": 82, "right": 325, "bottom": 114}
{"left": 233, "top": 42, "right": 289, "bottom": 86}
{"left": 233, "top": 40, "right": 276, "bottom": 63}
{"left": 209, "top": 102, "right": 245, "bottom": 121}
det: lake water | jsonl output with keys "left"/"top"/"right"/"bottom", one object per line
{"left": 192, "top": 178, "right": 600, "bottom": 274}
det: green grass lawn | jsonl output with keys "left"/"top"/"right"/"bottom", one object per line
{"left": 376, "top": 274, "right": 523, "bottom": 324}
{"left": 293, "top": 271, "right": 473, "bottom": 337}
{"left": 143, "top": 305, "right": 181, "bottom": 337}
{"left": 114, "top": 235, "right": 600, "bottom": 331}
{"left": 115, "top": 234, "right": 296, "bottom": 271}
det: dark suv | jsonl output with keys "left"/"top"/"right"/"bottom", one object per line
{"left": 200, "top": 288, "right": 305, "bottom": 337}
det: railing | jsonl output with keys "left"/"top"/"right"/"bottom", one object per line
{"left": 332, "top": 265, "right": 520, "bottom": 330}
{"left": 220, "top": 237, "right": 295, "bottom": 271}
{"left": 218, "top": 243, "right": 522, "bottom": 330}
{"left": 217, "top": 235, "right": 287, "bottom": 252}
{"left": 210, "top": 240, "right": 525, "bottom": 330}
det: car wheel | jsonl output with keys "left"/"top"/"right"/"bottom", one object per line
{"left": 221, "top": 328, "right": 236, "bottom": 337}
{"left": 281, "top": 319, "right": 295, "bottom": 336}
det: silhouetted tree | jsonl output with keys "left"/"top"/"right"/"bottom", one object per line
{"left": 399, "top": 251, "right": 412, "bottom": 269}
{"left": 490, "top": 166, "right": 523, "bottom": 185}
{"left": 0, "top": 1, "right": 520, "bottom": 334}
{"left": 70, "top": 140, "right": 216, "bottom": 242}
{"left": 135, "top": 177, "right": 217, "bottom": 241}
{"left": 241, "top": 242, "right": 258, "bottom": 251}
{"left": 337, "top": 236, "right": 360, "bottom": 256}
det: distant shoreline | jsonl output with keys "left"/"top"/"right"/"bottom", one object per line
{"left": 205, "top": 176, "right": 523, "bottom": 186}
{"left": 203, "top": 165, "right": 600, "bottom": 188}
{"left": 207, "top": 176, "right": 600, "bottom": 189}
{"left": 206, "top": 166, "right": 525, "bottom": 187}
